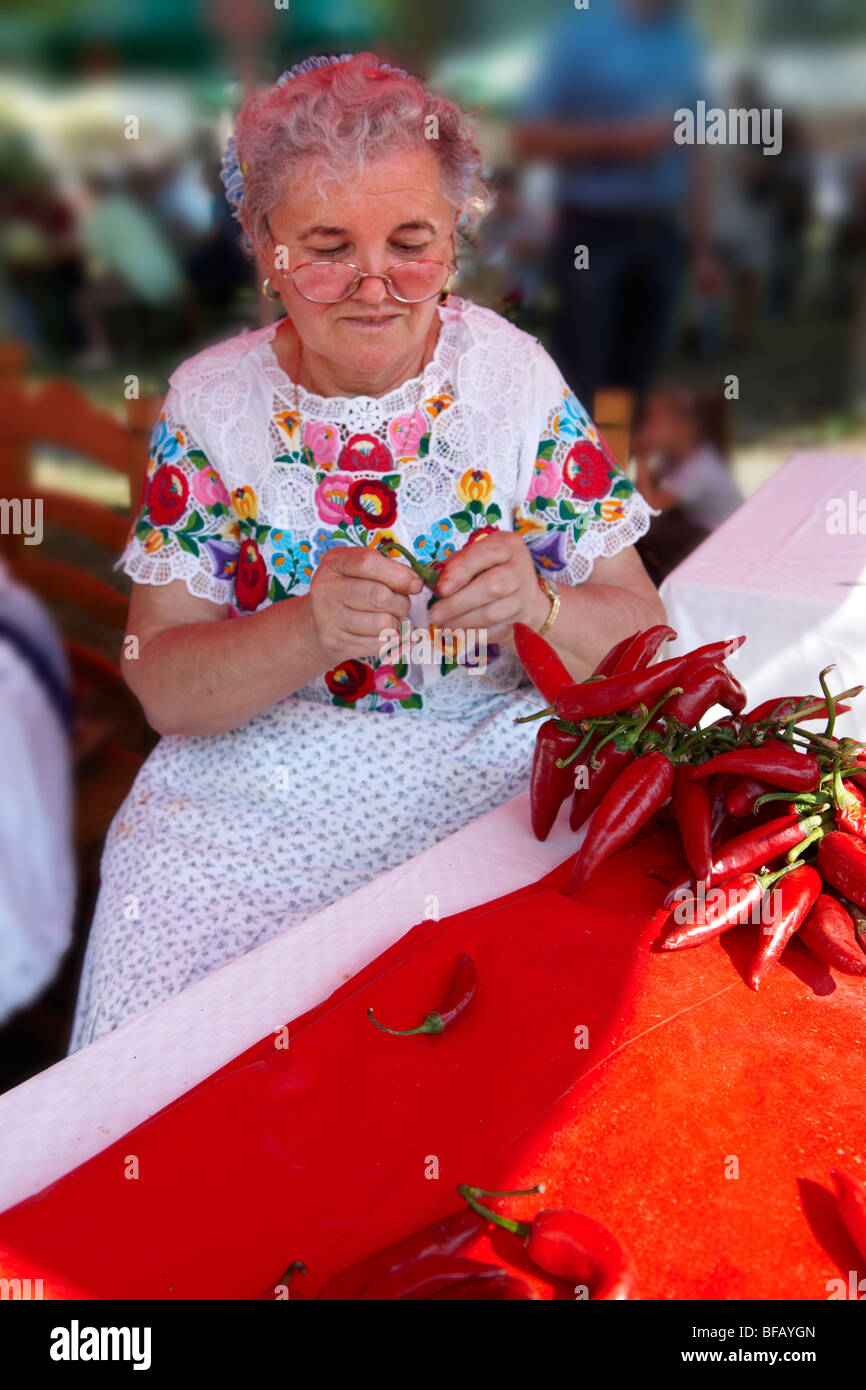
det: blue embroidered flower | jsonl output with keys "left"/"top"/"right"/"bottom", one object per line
{"left": 151, "top": 415, "right": 186, "bottom": 465}
{"left": 414, "top": 519, "right": 456, "bottom": 562}
{"left": 553, "top": 389, "right": 592, "bottom": 442}
{"left": 311, "top": 527, "right": 349, "bottom": 565}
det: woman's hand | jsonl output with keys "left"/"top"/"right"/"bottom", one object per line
{"left": 306, "top": 544, "right": 423, "bottom": 664}
{"left": 429, "top": 531, "right": 549, "bottom": 644}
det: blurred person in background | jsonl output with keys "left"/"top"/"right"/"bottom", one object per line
{"left": 1, "top": 154, "right": 84, "bottom": 356}
{"left": 68, "top": 52, "right": 664, "bottom": 1051}
{"left": 74, "top": 166, "right": 189, "bottom": 366}
{"left": 632, "top": 386, "right": 742, "bottom": 585}
{"left": 0, "top": 560, "right": 75, "bottom": 1028}
{"left": 513, "top": 0, "right": 723, "bottom": 406}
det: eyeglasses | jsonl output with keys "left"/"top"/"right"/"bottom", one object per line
{"left": 282, "top": 257, "right": 457, "bottom": 304}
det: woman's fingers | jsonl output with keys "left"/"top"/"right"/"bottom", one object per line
{"left": 432, "top": 565, "right": 522, "bottom": 630}
{"left": 335, "top": 544, "right": 423, "bottom": 597}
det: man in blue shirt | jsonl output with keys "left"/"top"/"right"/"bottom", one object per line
{"left": 514, "top": 0, "right": 721, "bottom": 405}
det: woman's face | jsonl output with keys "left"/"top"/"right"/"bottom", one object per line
{"left": 265, "top": 146, "right": 455, "bottom": 377}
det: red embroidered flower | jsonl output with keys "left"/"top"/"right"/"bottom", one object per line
{"left": 337, "top": 432, "right": 394, "bottom": 473}
{"left": 562, "top": 442, "right": 613, "bottom": 501}
{"left": 325, "top": 659, "right": 375, "bottom": 703}
{"left": 345, "top": 478, "right": 398, "bottom": 530}
{"left": 236, "top": 539, "right": 269, "bottom": 611}
{"left": 147, "top": 464, "right": 189, "bottom": 526}
{"left": 464, "top": 524, "right": 501, "bottom": 548}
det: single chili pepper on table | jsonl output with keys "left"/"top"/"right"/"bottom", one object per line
{"left": 817, "top": 831, "right": 866, "bottom": 911}
{"left": 672, "top": 766, "right": 713, "bottom": 884}
{"left": 367, "top": 952, "right": 477, "bottom": 1036}
{"left": 685, "top": 741, "right": 822, "bottom": 793}
{"left": 831, "top": 1170, "right": 866, "bottom": 1264}
{"left": 314, "top": 1207, "right": 488, "bottom": 1300}
{"left": 529, "top": 720, "right": 580, "bottom": 841}
{"left": 430, "top": 1273, "right": 540, "bottom": 1299}
{"left": 660, "top": 868, "right": 784, "bottom": 951}
{"left": 563, "top": 750, "right": 675, "bottom": 897}
{"left": 796, "top": 894, "right": 866, "bottom": 976}
{"left": 458, "top": 1186, "right": 637, "bottom": 1300}
{"left": 747, "top": 863, "right": 822, "bottom": 990}
{"left": 361, "top": 1255, "right": 521, "bottom": 1300}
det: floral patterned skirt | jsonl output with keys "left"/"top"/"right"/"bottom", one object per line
{"left": 68, "top": 692, "right": 539, "bottom": 1052}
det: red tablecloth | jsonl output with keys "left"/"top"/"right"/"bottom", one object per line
{"left": 0, "top": 827, "right": 864, "bottom": 1299}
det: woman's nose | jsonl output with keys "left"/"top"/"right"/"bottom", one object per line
{"left": 350, "top": 272, "right": 393, "bottom": 306}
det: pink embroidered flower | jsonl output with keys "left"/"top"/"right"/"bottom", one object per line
{"left": 373, "top": 664, "right": 413, "bottom": 700}
{"left": 304, "top": 421, "right": 341, "bottom": 469}
{"left": 387, "top": 410, "right": 426, "bottom": 458}
{"left": 314, "top": 472, "right": 354, "bottom": 524}
{"left": 526, "top": 456, "right": 562, "bottom": 501}
{"left": 191, "top": 465, "right": 231, "bottom": 509}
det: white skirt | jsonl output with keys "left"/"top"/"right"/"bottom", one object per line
{"left": 68, "top": 688, "right": 540, "bottom": 1051}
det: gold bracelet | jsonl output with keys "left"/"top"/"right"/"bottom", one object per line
{"left": 536, "top": 575, "right": 560, "bottom": 638}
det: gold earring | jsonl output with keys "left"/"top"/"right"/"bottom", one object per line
{"left": 262, "top": 277, "right": 282, "bottom": 300}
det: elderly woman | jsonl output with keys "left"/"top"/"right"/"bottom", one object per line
{"left": 69, "top": 53, "right": 665, "bottom": 1051}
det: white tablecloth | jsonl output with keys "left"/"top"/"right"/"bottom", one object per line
{"left": 660, "top": 450, "right": 866, "bottom": 740}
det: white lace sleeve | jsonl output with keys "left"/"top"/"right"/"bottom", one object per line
{"left": 119, "top": 386, "right": 239, "bottom": 606}
{"left": 513, "top": 347, "right": 655, "bottom": 585}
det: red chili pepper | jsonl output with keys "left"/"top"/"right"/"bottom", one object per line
{"left": 660, "top": 871, "right": 769, "bottom": 951}
{"left": 260, "top": 1260, "right": 306, "bottom": 1299}
{"left": 725, "top": 777, "right": 772, "bottom": 818}
{"left": 834, "top": 769, "right": 866, "bottom": 841}
{"left": 672, "top": 766, "right": 713, "bottom": 883}
{"left": 817, "top": 831, "right": 866, "bottom": 911}
{"left": 513, "top": 623, "right": 575, "bottom": 704}
{"left": 593, "top": 631, "right": 640, "bottom": 676}
{"left": 797, "top": 894, "right": 866, "bottom": 976}
{"left": 315, "top": 1207, "right": 488, "bottom": 1299}
{"left": 747, "top": 863, "right": 822, "bottom": 990}
{"left": 459, "top": 1187, "right": 636, "bottom": 1300}
{"left": 745, "top": 696, "right": 850, "bottom": 724}
{"left": 709, "top": 775, "right": 734, "bottom": 843}
{"left": 685, "top": 741, "right": 821, "bottom": 793}
{"left": 831, "top": 1170, "right": 866, "bottom": 1264}
{"left": 367, "top": 953, "right": 477, "bottom": 1036}
{"left": 529, "top": 720, "right": 579, "bottom": 841}
{"left": 657, "top": 658, "right": 747, "bottom": 726}
{"left": 663, "top": 812, "right": 825, "bottom": 906}
{"left": 563, "top": 751, "right": 675, "bottom": 897}
{"left": 430, "top": 1271, "right": 540, "bottom": 1300}
{"left": 359, "top": 1255, "right": 518, "bottom": 1300}
{"left": 609, "top": 624, "right": 677, "bottom": 673}
{"left": 569, "top": 743, "right": 634, "bottom": 831}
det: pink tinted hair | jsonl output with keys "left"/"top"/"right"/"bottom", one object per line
{"left": 233, "top": 52, "right": 491, "bottom": 261}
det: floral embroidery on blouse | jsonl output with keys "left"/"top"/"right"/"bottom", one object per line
{"left": 512, "top": 387, "right": 636, "bottom": 576}
{"left": 126, "top": 359, "right": 645, "bottom": 714}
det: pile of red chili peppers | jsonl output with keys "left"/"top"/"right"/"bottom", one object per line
{"left": 514, "top": 622, "right": 866, "bottom": 990}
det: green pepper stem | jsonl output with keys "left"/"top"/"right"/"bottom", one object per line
{"left": 456, "top": 1184, "right": 540, "bottom": 1238}
{"left": 818, "top": 665, "right": 837, "bottom": 739}
{"left": 514, "top": 706, "right": 555, "bottom": 724}
{"left": 377, "top": 539, "right": 440, "bottom": 587}
{"left": 366, "top": 1006, "right": 444, "bottom": 1036}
